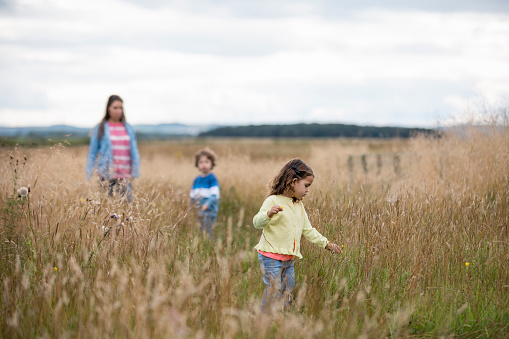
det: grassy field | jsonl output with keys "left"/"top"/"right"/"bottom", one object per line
{"left": 1, "top": 125, "right": 508, "bottom": 337}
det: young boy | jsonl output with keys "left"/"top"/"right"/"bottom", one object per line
{"left": 189, "top": 148, "right": 220, "bottom": 239}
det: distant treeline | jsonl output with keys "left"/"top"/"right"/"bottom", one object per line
{"left": 198, "top": 123, "right": 434, "bottom": 138}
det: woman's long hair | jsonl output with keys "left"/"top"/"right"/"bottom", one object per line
{"left": 268, "top": 159, "right": 314, "bottom": 196}
{"left": 97, "top": 95, "right": 125, "bottom": 140}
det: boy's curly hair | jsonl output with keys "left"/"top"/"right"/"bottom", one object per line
{"left": 269, "top": 158, "right": 314, "bottom": 196}
{"left": 194, "top": 148, "right": 216, "bottom": 169}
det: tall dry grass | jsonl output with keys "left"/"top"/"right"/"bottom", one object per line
{"left": 1, "top": 117, "right": 508, "bottom": 338}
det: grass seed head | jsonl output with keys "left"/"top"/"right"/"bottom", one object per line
{"left": 17, "top": 187, "right": 29, "bottom": 197}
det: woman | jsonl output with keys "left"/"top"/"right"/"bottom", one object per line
{"left": 85, "top": 95, "right": 140, "bottom": 202}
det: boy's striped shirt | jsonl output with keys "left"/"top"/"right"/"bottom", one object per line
{"left": 190, "top": 173, "right": 220, "bottom": 200}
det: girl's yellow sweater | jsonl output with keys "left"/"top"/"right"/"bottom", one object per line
{"left": 253, "top": 195, "right": 328, "bottom": 259}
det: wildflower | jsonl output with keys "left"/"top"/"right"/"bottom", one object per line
{"left": 54, "top": 267, "right": 57, "bottom": 272}
{"left": 81, "top": 198, "right": 85, "bottom": 202}
{"left": 280, "top": 206, "right": 284, "bottom": 210}
{"left": 17, "top": 187, "right": 29, "bottom": 197}
{"left": 342, "top": 245, "right": 345, "bottom": 248}
{"left": 465, "top": 262, "right": 470, "bottom": 267}
{"left": 111, "top": 213, "right": 118, "bottom": 220}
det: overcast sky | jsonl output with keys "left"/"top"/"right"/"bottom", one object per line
{"left": 1, "top": 0, "right": 508, "bottom": 128}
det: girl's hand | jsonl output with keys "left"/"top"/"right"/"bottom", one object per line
{"left": 201, "top": 205, "right": 208, "bottom": 212}
{"left": 326, "top": 242, "right": 342, "bottom": 254}
{"left": 267, "top": 205, "right": 283, "bottom": 218}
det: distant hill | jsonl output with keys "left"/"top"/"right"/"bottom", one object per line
{"left": 0, "top": 125, "right": 91, "bottom": 138}
{"left": 198, "top": 123, "right": 434, "bottom": 138}
{"left": 133, "top": 123, "right": 220, "bottom": 138}
{"left": 0, "top": 123, "right": 219, "bottom": 140}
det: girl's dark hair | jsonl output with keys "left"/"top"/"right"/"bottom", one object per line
{"left": 98, "top": 95, "right": 125, "bottom": 140}
{"left": 268, "top": 158, "right": 314, "bottom": 196}
{"left": 194, "top": 148, "right": 216, "bottom": 169}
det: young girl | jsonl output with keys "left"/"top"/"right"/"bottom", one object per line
{"left": 253, "top": 158, "right": 341, "bottom": 312}
{"left": 85, "top": 95, "right": 140, "bottom": 202}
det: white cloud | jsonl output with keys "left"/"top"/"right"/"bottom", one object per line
{"left": 443, "top": 94, "right": 469, "bottom": 114}
{"left": 308, "top": 107, "right": 345, "bottom": 122}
